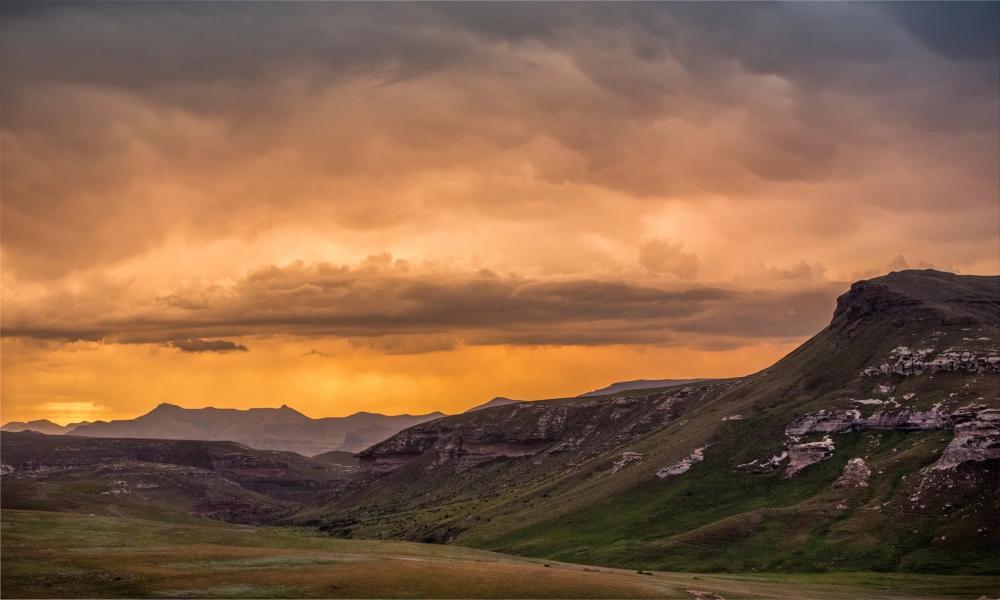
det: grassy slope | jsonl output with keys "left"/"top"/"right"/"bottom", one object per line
{"left": 310, "top": 272, "right": 999, "bottom": 575}
{"left": 0, "top": 433, "right": 358, "bottom": 524}
{"left": 459, "top": 318, "right": 999, "bottom": 574}
{"left": 2, "top": 510, "right": 997, "bottom": 599}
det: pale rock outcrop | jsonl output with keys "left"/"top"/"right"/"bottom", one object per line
{"left": 736, "top": 451, "right": 788, "bottom": 473}
{"left": 786, "top": 409, "right": 861, "bottom": 437}
{"left": 101, "top": 480, "right": 131, "bottom": 496}
{"left": 861, "top": 346, "right": 1000, "bottom": 377}
{"left": 657, "top": 446, "right": 709, "bottom": 479}
{"left": 358, "top": 382, "right": 737, "bottom": 476}
{"left": 853, "top": 398, "right": 889, "bottom": 405}
{"left": 686, "top": 591, "right": 725, "bottom": 600}
{"left": 786, "top": 407, "right": 951, "bottom": 438}
{"left": 776, "top": 405, "right": 952, "bottom": 478}
{"left": 785, "top": 436, "right": 835, "bottom": 478}
{"left": 611, "top": 451, "right": 644, "bottom": 473}
{"left": 764, "top": 404, "right": 997, "bottom": 478}
{"left": 863, "top": 408, "right": 951, "bottom": 431}
{"left": 932, "top": 409, "right": 1000, "bottom": 470}
{"left": 834, "top": 457, "right": 871, "bottom": 488}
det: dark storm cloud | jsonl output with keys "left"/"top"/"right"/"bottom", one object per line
{"left": 0, "top": 260, "right": 841, "bottom": 348}
{"left": 1, "top": 2, "right": 996, "bottom": 280}
{"left": 166, "top": 338, "right": 248, "bottom": 353}
{"left": 884, "top": 2, "right": 1000, "bottom": 62}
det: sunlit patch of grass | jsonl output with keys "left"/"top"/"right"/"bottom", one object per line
{"left": 3, "top": 509, "right": 997, "bottom": 599}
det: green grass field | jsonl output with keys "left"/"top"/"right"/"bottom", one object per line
{"left": 2, "top": 510, "right": 997, "bottom": 599}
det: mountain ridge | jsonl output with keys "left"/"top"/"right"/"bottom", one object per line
{"left": 294, "top": 270, "right": 999, "bottom": 574}
{"left": 578, "top": 378, "right": 710, "bottom": 397}
{"left": 10, "top": 405, "right": 447, "bottom": 456}
{"left": 464, "top": 397, "right": 520, "bottom": 412}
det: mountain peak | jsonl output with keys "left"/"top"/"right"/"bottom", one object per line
{"left": 579, "top": 379, "right": 709, "bottom": 397}
{"left": 831, "top": 269, "right": 999, "bottom": 330}
{"left": 276, "top": 404, "right": 308, "bottom": 418}
{"left": 1, "top": 419, "right": 74, "bottom": 435}
{"left": 465, "top": 397, "right": 519, "bottom": 413}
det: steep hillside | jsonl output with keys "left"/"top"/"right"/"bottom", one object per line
{"left": 579, "top": 379, "right": 709, "bottom": 397}
{"left": 63, "top": 404, "right": 444, "bottom": 456}
{"left": 302, "top": 270, "right": 999, "bottom": 575}
{"left": 0, "top": 432, "right": 353, "bottom": 523}
{"left": 293, "top": 379, "right": 740, "bottom": 538}
{"left": 464, "top": 397, "right": 521, "bottom": 412}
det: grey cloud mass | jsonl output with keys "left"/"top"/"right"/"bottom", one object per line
{"left": 167, "top": 338, "right": 249, "bottom": 353}
{"left": 1, "top": 260, "right": 841, "bottom": 349}
{"left": 1, "top": 2, "right": 996, "bottom": 279}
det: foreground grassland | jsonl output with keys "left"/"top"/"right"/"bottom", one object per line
{"left": 2, "top": 511, "right": 997, "bottom": 599}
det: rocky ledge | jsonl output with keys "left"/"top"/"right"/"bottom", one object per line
{"left": 611, "top": 451, "right": 644, "bottom": 473}
{"left": 657, "top": 445, "right": 709, "bottom": 479}
{"left": 358, "top": 383, "right": 734, "bottom": 477}
{"left": 932, "top": 409, "right": 1000, "bottom": 471}
{"left": 784, "top": 437, "right": 835, "bottom": 478}
{"left": 861, "top": 346, "right": 999, "bottom": 377}
{"left": 739, "top": 404, "right": 997, "bottom": 478}
{"left": 834, "top": 457, "right": 871, "bottom": 488}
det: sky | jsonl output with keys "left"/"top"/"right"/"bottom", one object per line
{"left": 1, "top": 2, "right": 998, "bottom": 424}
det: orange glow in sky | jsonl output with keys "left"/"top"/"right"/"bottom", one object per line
{"left": 1, "top": 3, "right": 997, "bottom": 423}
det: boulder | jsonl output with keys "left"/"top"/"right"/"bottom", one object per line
{"left": 785, "top": 436, "right": 835, "bottom": 478}
{"left": 834, "top": 457, "right": 871, "bottom": 488}
{"left": 657, "top": 446, "right": 708, "bottom": 479}
{"left": 611, "top": 451, "right": 644, "bottom": 473}
{"left": 932, "top": 409, "right": 1000, "bottom": 470}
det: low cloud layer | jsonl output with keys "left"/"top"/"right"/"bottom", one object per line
{"left": 1, "top": 258, "right": 842, "bottom": 350}
{"left": 167, "top": 338, "right": 248, "bottom": 353}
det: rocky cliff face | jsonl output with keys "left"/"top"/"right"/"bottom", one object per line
{"left": 357, "top": 383, "right": 733, "bottom": 477}
{"left": 786, "top": 406, "right": 954, "bottom": 438}
{"left": 0, "top": 433, "right": 353, "bottom": 511}
{"left": 656, "top": 445, "right": 708, "bottom": 479}
{"left": 861, "top": 346, "right": 1000, "bottom": 377}
{"left": 831, "top": 279, "right": 923, "bottom": 327}
{"left": 933, "top": 409, "right": 1000, "bottom": 471}
{"left": 834, "top": 457, "right": 871, "bottom": 488}
{"left": 831, "top": 270, "right": 999, "bottom": 331}
{"left": 741, "top": 403, "right": 999, "bottom": 479}
{"left": 785, "top": 436, "right": 835, "bottom": 478}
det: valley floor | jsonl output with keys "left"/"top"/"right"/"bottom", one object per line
{"left": 1, "top": 510, "right": 997, "bottom": 599}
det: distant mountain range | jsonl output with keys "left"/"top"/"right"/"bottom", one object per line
{"left": 577, "top": 378, "right": 709, "bottom": 397}
{"left": 4, "top": 384, "right": 716, "bottom": 454}
{"left": 0, "top": 419, "right": 91, "bottom": 435}
{"left": 2, "top": 404, "right": 444, "bottom": 456}
{"left": 464, "top": 397, "right": 520, "bottom": 412}
{"left": 1, "top": 432, "right": 354, "bottom": 522}
{"left": 464, "top": 381, "right": 718, "bottom": 414}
